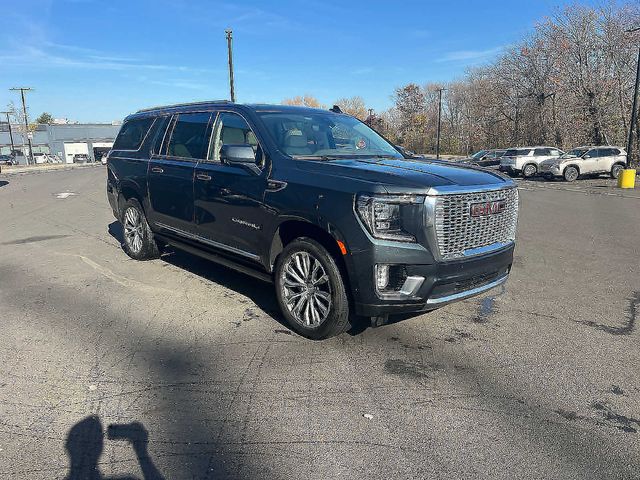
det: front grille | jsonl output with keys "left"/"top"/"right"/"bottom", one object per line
{"left": 433, "top": 187, "right": 519, "bottom": 260}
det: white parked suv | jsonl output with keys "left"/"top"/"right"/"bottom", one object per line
{"left": 539, "top": 146, "right": 627, "bottom": 182}
{"left": 499, "top": 146, "right": 564, "bottom": 178}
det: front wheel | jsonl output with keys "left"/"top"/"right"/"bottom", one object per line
{"left": 563, "top": 166, "right": 579, "bottom": 182}
{"left": 275, "top": 238, "right": 351, "bottom": 339}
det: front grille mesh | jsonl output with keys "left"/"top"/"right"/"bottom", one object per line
{"left": 433, "top": 187, "right": 519, "bottom": 260}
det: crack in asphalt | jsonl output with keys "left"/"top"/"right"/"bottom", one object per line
{"left": 578, "top": 291, "right": 639, "bottom": 335}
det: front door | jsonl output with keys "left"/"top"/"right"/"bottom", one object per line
{"left": 194, "top": 111, "right": 270, "bottom": 263}
{"left": 580, "top": 149, "right": 600, "bottom": 174}
{"left": 148, "top": 112, "right": 213, "bottom": 233}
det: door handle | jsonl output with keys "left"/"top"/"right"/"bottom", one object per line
{"left": 151, "top": 167, "right": 164, "bottom": 174}
{"left": 196, "top": 173, "right": 212, "bottom": 181}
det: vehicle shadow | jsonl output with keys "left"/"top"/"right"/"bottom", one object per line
{"left": 64, "top": 415, "right": 164, "bottom": 480}
{"left": 107, "top": 221, "right": 285, "bottom": 328}
{"left": 107, "top": 221, "right": 370, "bottom": 335}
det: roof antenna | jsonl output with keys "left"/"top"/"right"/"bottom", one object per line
{"left": 329, "top": 105, "right": 342, "bottom": 113}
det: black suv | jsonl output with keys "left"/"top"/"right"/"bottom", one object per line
{"left": 107, "top": 101, "right": 519, "bottom": 339}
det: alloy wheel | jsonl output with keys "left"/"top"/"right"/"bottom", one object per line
{"left": 123, "top": 207, "right": 144, "bottom": 254}
{"left": 280, "top": 251, "right": 332, "bottom": 328}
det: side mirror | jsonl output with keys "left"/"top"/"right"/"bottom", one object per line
{"left": 221, "top": 144, "right": 256, "bottom": 164}
{"left": 583, "top": 155, "right": 590, "bottom": 159}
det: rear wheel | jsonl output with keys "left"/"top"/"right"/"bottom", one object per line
{"left": 611, "top": 164, "right": 624, "bottom": 179}
{"left": 275, "top": 238, "right": 350, "bottom": 339}
{"left": 522, "top": 164, "right": 537, "bottom": 178}
{"left": 564, "top": 166, "right": 579, "bottom": 182}
{"left": 120, "top": 199, "right": 160, "bottom": 260}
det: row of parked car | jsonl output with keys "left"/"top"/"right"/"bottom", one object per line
{"left": 462, "top": 145, "right": 628, "bottom": 182}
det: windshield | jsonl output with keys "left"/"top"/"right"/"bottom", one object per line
{"left": 561, "top": 148, "right": 589, "bottom": 159}
{"left": 257, "top": 111, "right": 403, "bottom": 159}
{"left": 472, "top": 150, "right": 488, "bottom": 159}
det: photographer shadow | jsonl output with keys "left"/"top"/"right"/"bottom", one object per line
{"left": 65, "top": 415, "right": 163, "bottom": 480}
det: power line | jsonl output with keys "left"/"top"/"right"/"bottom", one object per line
{"left": 9, "top": 87, "right": 34, "bottom": 165}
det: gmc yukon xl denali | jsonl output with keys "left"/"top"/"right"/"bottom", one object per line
{"left": 107, "top": 101, "right": 519, "bottom": 339}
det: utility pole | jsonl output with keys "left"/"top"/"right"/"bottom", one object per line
{"left": 0, "top": 111, "right": 15, "bottom": 157}
{"left": 625, "top": 26, "right": 640, "bottom": 167}
{"left": 436, "top": 88, "right": 446, "bottom": 160}
{"left": 10, "top": 87, "right": 34, "bottom": 165}
{"left": 225, "top": 29, "right": 235, "bottom": 102}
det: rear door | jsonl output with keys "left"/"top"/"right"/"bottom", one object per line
{"left": 147, "top": 112, "right": 213, "bottom": 234}
{"left": 193, "top": 111, "right": 270, "bottom": 263}
{"left": 596, "top": 148, "right": 617, "bottom": 172}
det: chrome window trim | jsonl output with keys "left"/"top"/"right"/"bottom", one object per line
{"left": 155, "top": 222, "right": 260, "bottom": 261}
{"left": 426, "top": 273, "right": 509, "bottom": 305}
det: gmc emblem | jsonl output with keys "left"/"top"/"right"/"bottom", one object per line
{"left": 470, "top": 199, "right": 506, "bottom": 217}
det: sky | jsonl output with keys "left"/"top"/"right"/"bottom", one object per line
{"left": 0, "top": 0, "right": 593, "bottom": 123}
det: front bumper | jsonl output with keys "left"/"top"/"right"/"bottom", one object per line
{"left": 352, "top": 244, "right": 514, "bottom": 316}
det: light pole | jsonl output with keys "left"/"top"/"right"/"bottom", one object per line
{"left": 436, "top": 87, "right": 446, "bottom": 160}
{"left": 0, "top": 111, "right": 15, "bottom": 157}
{"left": 225, "top": 29, "right": 235, "bottom": 102}
{"left": 626, "top": 26, "right": 640, "bottom": 166}
{"left": 10, "top": 87, "right": 34, "bottom": 165}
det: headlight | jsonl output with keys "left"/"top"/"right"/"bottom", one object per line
{"left": 356, "top": 194, "right": 421, "bottom": 242}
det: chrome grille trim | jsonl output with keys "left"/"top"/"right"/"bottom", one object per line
{"left": 431, "top": 187, "right": 519, "bottom": 260}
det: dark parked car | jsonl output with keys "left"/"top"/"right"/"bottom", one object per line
{"left": 107, "top": 101, "right": 519, "bottom": 339}
{"left": 461, "top": 149, "right": 506, "bottom": 168}
{"left": 0, "top": 154, "right": 14, "bottom": 165}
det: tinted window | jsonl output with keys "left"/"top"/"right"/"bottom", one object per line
{"left": 209, "top": 112, "right": 261, "bottom": 164}
{"left": 167, "top": 112, "right": 212, "bottom": 159}
{"left": 113, "top": 117, "right": 154, "bottom": 150}
{"left": 534, "top": 148, "right": 549, "bottom": 156}
{"left": 517, "top": 149, "right": 532, "bottom": 156}
{"left": 504, "top": 149, "right": 518, "bottom": 156}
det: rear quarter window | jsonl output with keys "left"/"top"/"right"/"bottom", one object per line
{"left": 113, "top": 117, "right": 155, "bottom": 151}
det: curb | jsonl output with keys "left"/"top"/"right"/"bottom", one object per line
{"left": 0, "top": 163, "right": 104, "bottom": 176}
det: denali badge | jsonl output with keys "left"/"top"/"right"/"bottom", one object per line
{"left": 469, "top": 199, "right": 506, "bottom": 217}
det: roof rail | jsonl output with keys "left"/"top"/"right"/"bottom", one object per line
{"left": 136, "top": 100, "right": 232, "bottom": 113}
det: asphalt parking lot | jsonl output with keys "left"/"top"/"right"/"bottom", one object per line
{"left": 1, "top": 166, "right": 639, "bottom": 479}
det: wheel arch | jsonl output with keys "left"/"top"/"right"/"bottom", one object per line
{"left": 117, "top": 181, "right": 146, "bottom": 218}
{"left": 564, "top": 164, "right": 580, "bottom": 175}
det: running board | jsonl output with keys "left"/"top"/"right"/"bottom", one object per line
{"left": 156, "top": 234, "right": 274, "bottom": 284}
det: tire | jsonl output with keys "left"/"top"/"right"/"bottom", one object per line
{"left": 274, "top": 237, "right": 351, "bottom": 340}
{"left": 564, "top": 166, "right": 579, "bottom": 182}
{"left": 522, "top": 164, "right": 537, "bottom": 178}
{"left": 611, "top": 164, "right": 624, "bottom": 179}
{"left": 120, "top": 198, "right": 160, "bottom": 260}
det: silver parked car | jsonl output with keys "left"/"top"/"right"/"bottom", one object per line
{"left": 539, "top": 146, "right": 627, "bottom": 182}
{"left": 499, "top": 146, "right": 564, "bottom": 178}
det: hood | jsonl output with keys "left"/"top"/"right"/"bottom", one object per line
{"left": 294, "top": 157, "right": 510, "bottom": 191}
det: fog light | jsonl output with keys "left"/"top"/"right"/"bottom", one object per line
{"left": 375, "top": 264, "right": 389, "bottom": 290}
